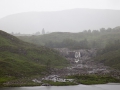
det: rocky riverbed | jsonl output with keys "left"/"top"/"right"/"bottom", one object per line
{"left": 53, "top": 48, "right": 120, "bottom": 77}
{"left": 2, "top": 48, "right": 120, "bottom": 87}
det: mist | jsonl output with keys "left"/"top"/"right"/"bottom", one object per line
{"left": 0, "top": 0, "right": 120, "bottom": 88}
{"left": 0, "top": 8, "right": 120, "bottom": 34}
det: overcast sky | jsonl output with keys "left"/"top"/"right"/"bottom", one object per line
{"left": 0, "top": 0, "right": 120, "bottom": 18}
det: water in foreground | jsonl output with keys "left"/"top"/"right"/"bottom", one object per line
{"left": 1, "top": 83, "right": 120, "bottom": 90}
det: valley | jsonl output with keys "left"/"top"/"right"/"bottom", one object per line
{"left": 1, "top": 26, "right": 120, "bottom": 86}
{"left": 0, "top": 1, "right": 120, "bottom": 89}
{"left": 0, "top": 30, "right": 68, "bottom": 87}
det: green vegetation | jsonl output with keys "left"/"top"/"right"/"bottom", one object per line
{"left": 2, "top": 76, "right": 42, "bottom": 87}
{"left": 17, "top": 26, "right": 120, "bottom": 70}
{"left": 1, "top": 26, "right": 120, "bottom": 86}
{"left": 0, "top": 30, "right": 68, "bottom": 86}
{"left": 18, "top": 26, "right": 120, "bottom": 49}
{"left": 95, "top": 40, "right": 120, "bottom": 70}
{"left": 66, "top": 75, "right": 120, "bottom": 85}
{"left": 42, "top": 80, "right": 77, "bottom": 86}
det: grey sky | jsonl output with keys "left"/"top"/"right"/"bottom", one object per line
{"left": 0, "top": 0, "right": 120, "bottom": 18}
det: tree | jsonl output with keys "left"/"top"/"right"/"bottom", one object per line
{"left": 106, "top": 28, "right": 112, "bottom": 32}
{"left": 88, "top": 29, "right": 91, "bottom": 33}
{"left": 100, "top": 28, "right": 106, "bottom": 33}
{"left": 42, "top": 28, "right": 45, "bottom": 34}
{"left": 92, "top": 30, "right": 99, "bottom": 34}
{"left": 113, "top": 26, "right": 120, "bottom": 32}
{"left": 83, "top": 30, "right": 88, "bottom": 33}
{"left": 35, "top": 31, "right": 40, "bottom": 35}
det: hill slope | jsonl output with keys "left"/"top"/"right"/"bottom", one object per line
{"left": 95, "top": 40, "right": 120, "bottom": 70}
{"left": 18, "top": 26, "right": 120, "bottom": 48}
{"left": 18, "top": 26, "right": 120, "bottom": 70}
{"left": 0, "top": 8, "right": 120, "bottom": 33}
{"left": 0, "top": 30, "right": 68, "bottom": 85}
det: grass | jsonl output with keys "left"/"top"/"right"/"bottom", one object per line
{"left": 17, "top": 30, "right": 120, "bottom": 70}
{"left": 42, "top": 80, "right": 77, "bottom": 86}
{"left": 66, "top": 74, "right": 120, "bottom": 85}
{"left": 0, "top": 30, "right": 69, "bottom": 86}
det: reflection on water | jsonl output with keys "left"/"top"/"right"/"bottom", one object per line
{"left": 1, "top": 84, "right": 120, "bottom": 90}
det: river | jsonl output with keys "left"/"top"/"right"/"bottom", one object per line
{"left": 1, "top": 83, "right": 120, "bottom": 90}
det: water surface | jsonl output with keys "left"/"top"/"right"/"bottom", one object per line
{"left": 1, "top": 83, "right": 120, "bottom": 90}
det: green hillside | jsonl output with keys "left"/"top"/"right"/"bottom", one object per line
{"left": 0, "top": 30, "right": 68, "bottom": 86}
{"left": 18, "top": 26, "right": 120, "bottom": 49}
{"left": 17, "top": 26, "right": 120, "bottom": 70}
{"left": 95, "top": 40, "right": 120, "bottom": 70}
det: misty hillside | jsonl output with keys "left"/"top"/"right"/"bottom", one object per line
{"left": 0, "top": 30, "right": 68, "bottom": 86}
{"left": 95, "top": 39, "right": 120, "bottom": 70}
{"left": 18, "top": 26, "right": 120, "bottom": 70}
{"left": 0, "top": 8, "right": 120, "bottom": 33}
{"left": 18, "top": 26, "right": 120, "bottom": 48}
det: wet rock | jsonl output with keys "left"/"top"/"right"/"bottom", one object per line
{"left": 41, "top": 83, "right": 51, "bottom": 86}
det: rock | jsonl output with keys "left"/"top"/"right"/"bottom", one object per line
{"left": 41, "top": 83, "right": 51, "bottom": 86}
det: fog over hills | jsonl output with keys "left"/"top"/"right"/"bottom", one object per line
{"left": 0, "top": 8, "right": 120, "bottom": 34}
